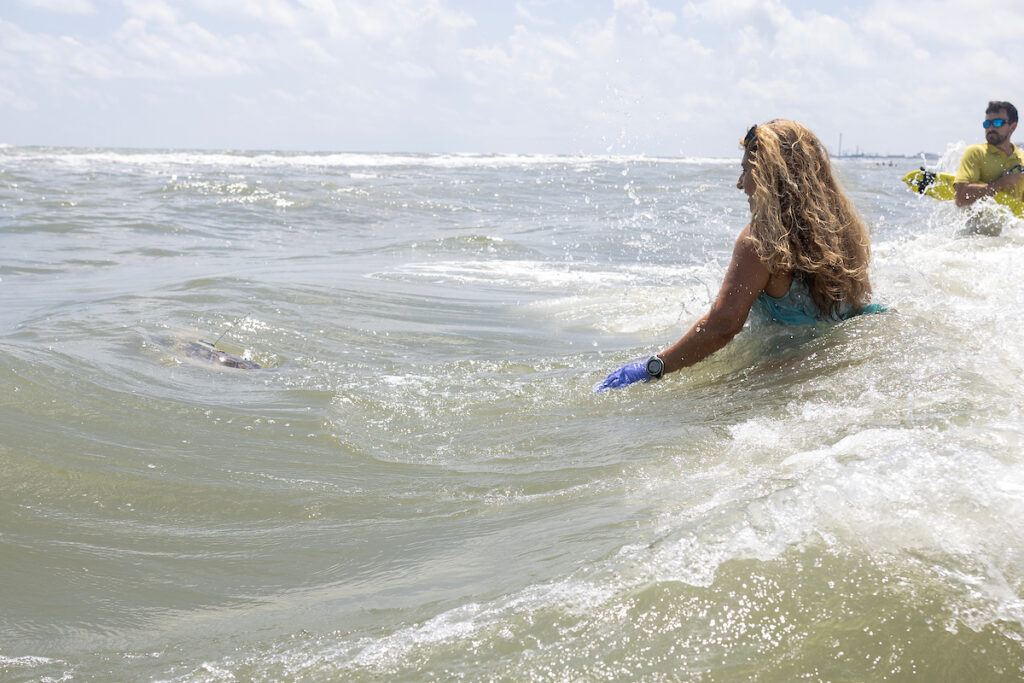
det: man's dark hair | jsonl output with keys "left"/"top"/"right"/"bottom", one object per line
{"left": 987, "top": 100, "right": 1018, "bottom": 123}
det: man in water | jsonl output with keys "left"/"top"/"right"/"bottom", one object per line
{"left": 954, "top": 100, "right": 1024, "bottom": 208}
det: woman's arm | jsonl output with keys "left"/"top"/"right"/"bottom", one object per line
{"left": 658, "top": 225, "right": 770, "bottom": 374}
{"left": 595, "top": 226, "right": 770, "bottom": 392}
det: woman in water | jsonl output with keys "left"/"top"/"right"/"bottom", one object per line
{"left": 597, "top": 119, "right": 883, "bottom": 392}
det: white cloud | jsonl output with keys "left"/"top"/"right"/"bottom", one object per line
{"left": 861, "top": 0, "right": 1024, "bottom": 46}
{"left": 0, "top": 17, "right": 117, "bottom": 83}
{"left": 192, "top": 0, "right": 299, "bottom": 28}
{"left": 772, "top": 13, "right": 870, "bottom": 68}
{"left": 122, "top": 0, "right": 177, "bottom": 25}
{"left": 613, "top": 0, "right": 677, "bottom": 34}
{"left": 0, "top": 84, "right": 35, "bottom": 110}
{"left": 234, "top": 0, "right": 476, "bottom": 40}
{"left": 113, "top": 17, "right": 251, "bottom": 79}
{"left": 515, "top": 2, "right": 555, "bottom": 27}
{"left": 17, "top": 0, "right": 95, "bottom": 14}
{"left": 683, "top": 0, "right": 789, "bottom": 27}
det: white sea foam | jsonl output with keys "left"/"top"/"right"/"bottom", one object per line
{"left": 247, "top": 412, "right": 1024, "bottom": 676}
{"left": 370, "top": 259, "right": 708, "bottom": 288}
{"left": 206, "top": 407, "right": 1024, "bottom": 679}
{"left": 919, "top": 140, "right": 968, "bottom": 173}
{"left": 163, "top": 178, "right": 295, "bottom": 206}
{"left": 533, "top": 287, "right": 710, "bottom": 335}
{"left": 0, "top": 655, "right": 61, "bottom": 668}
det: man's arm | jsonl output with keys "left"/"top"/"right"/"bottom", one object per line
{"left": 955, "top": 181, "right": 993, "bottom": 207}
{"left": 955, "top": 172, "right": 1024, "bottom": 207}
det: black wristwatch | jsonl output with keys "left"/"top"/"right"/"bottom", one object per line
{"left": 646, "top": 355, "right": 665, "bottom": 379}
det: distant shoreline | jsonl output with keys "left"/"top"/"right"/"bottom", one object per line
{"left": 834, "top": 152, "right": 939, "bottom": 160}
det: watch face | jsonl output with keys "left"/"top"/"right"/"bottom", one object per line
{"left": 646, "top": 356, "right": 664, "bottom": 378}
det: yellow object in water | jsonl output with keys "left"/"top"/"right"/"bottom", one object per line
{"left": 902, "top": 167, "right": 1024, "bottom": 217}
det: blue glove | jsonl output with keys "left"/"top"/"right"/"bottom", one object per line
{"left": 594, "top": 361, "right": 651, "bottom": 393}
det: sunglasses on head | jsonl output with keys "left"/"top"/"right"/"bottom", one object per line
{"left": 983, "top": 118, "right": 1011, "bottom": 129}
{"left": 743, "top": 124, "right": 758, "bottom": 149}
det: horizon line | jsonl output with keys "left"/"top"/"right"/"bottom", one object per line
{"left": 0, "top": 143, "right": 938, "bottom": 159}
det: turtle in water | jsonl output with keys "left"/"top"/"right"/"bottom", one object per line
{"left": 185, "top": 340, "right": 261, "bottom": 369}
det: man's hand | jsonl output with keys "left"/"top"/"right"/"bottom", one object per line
{"left": 990, "top": 170, "right": 1024, "bottom": 193}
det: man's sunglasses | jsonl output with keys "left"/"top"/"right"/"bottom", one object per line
{"left": 983, "top": 118, "right": 1012, "bottom": 129}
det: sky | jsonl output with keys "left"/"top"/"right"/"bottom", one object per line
{"left": 1, "top": 0, "right": 1022, "bottom": 156}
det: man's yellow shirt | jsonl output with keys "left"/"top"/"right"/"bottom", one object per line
{"left": 954, "top": 143, "right": 1024, "bottom": 199}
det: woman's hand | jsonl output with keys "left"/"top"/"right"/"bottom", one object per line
{"left": 594, "top": 361, "right": 651, "bottom": 392}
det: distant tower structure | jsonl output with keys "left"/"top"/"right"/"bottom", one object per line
{"left": 837, "top": 133, "right": 843, "bottom": 158}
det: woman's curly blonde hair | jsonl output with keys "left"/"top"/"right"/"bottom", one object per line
{"left": 742, "top": 119, "right": 872, "bottom": 318}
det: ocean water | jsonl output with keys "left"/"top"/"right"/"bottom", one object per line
{"left": 2, "top": 146, "right": 1023, "bottom": 682}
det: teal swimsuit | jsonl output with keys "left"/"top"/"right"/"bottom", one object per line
{"left": 751, "top": 276, "right": 886, "bottom": 326}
